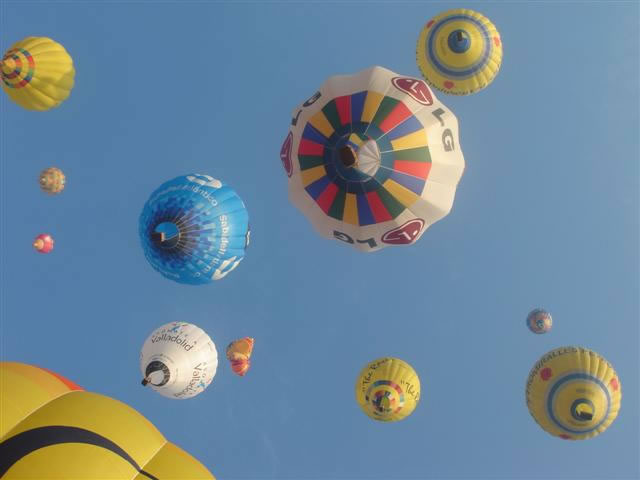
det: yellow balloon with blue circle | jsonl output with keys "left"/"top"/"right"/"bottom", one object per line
{"left": 355, "top": 357, "right": 420, "bottom": 422}
{"left": 525, "top": 347, "right": 622, "bottom": 440}
{"left": 417, "top": 9, "right": 502, "bottom": 95}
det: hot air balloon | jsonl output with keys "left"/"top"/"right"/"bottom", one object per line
{"left": 226, "top": 337, "right": 254, "bottom": 376}
{"left": 39, "top": 167, "right": 66, "bottom": 194}
{"left": 140, "top": 322, "right": 218, "bottom": 399}
{"left": 33, "top": 233, "right": 54, "bottom": 253}
{"left": 526, "top": 308, "right": 552, "bottom": 334}
{"left": 139, "top": 174, "right": 250, "bottom": 285}
{"left": 526, "top": 346, "right": 621, "bottom": 440}
{"left": 1, "top": 37, "right": 75, "bottom": 111}
{"left": 355, "top": 357, "right": 420, "bottom": 422}
{"left": 282, "top": 66, "right": 464, "bottom": 252}
{"left": 417, "top": 8, "right": 502, "bottom": 95}
{"left": 0, "top": 361, "right": 216, "bottom": 479}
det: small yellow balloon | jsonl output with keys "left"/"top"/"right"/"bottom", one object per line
{"left": 1, "top": 37, "right": 75, "bottom": 111}
{"left": 39, "top": 167, "right": 66, "bottom": 194}
{"left": 417, "top": 9, "right": 502, "bottom": 95}
{"left": 355, "top": 357, "right": 420, "bottom": 422}
{"left": 526, "top": 346, "right": 622, "bottom": 440}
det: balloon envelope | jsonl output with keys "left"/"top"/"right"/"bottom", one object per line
{"left": 282, "top": 66, "right": 464, "bottom": 252}
{"left": 139, "top": 174, "right": 250, "bottom": 285}
{"left": 417, "top": 9, "right": 502, "bottom": 95}
{"left": 33, "top": 233, "right": 54, "bottom": 253}
{"left": 525, "top": 346, "right": 621, "bottom": 440}
{"left": 355, "top": 357, "right": 420, "bottom": 422}
{"left": 0, "top": 361, "right": 216, "bottom": 479}
{"left": 526, "top": 308, "right": 552, "bottom": 334}
{"left": 1, "top": 37, "right": 75, "bottom": 111}
{"left": 140, "top": 322, "right": 218, "bottom": 399}
{"left": 226, "top": 337, "right": 254, "bottom": 376}
{"left": 39, "top": 167, "right": 66, "bottom": 194}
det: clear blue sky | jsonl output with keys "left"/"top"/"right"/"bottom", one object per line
{"left": 1, "top": 1, "right": 638, "bottom": 479}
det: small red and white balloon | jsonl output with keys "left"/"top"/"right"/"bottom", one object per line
{"left": 33, "top": 234, "right": 54, "bottom": 254}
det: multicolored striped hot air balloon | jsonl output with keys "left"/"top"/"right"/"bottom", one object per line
{"left": 281, "top": 66, "right": 464, "bottom": 252}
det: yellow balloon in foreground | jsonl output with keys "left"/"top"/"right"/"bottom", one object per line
{"left": 526, "top": 347, "right": 621, "bottom": 440}
{"left": 0, "top": 362, "right": 215, "bottom": 479}
{"left": 355, "top": 357, "right": 420, "bottom": 422}
{"left": 1, "top": 37, "right": 75, "bottom": 111}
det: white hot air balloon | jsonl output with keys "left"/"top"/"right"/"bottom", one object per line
{"left": 140, "top": 322, "right": 218, "bottom": 399}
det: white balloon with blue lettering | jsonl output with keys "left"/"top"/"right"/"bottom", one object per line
{"left": 139, "top": 174, "right": 250, "bottom": 285}
{"left": 140, "top": 322, "right": 218, "bottom": 399}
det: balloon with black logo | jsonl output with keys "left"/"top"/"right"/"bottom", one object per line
{"left": 526, "top": 346, "right": 621, "bottom": 440}
{"left": 139, "top": 174, "right": 250, "bottom": 285}
{"left": 140, "top": 322, "right": 218, "bottom": 399}
{"left": 0, "top": 361, "right": 216, "bottom": 478}
{"left": 281, "top": 66, "right": 464, "bottom": 252}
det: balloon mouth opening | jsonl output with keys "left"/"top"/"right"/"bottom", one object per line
{"left": 448, "top": 30, "right": 471, "bottom": 53}
{"left": 33, "top": 239, "right": 44, "bottom": 249}
{"left": 142, "top": 361, "right": 170, "bottom": 387}
{"left": 152, "top": 222, "right": 180, "bottom": 249}
{"left": 339, "top": 146, "right": 357, "bottom": 168}
{"left": 571, "top": 399, "right": 595, "bottom": 422}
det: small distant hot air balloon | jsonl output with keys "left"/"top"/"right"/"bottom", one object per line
{"left": 33, "top": 234, "right": 54, "bottom": 253}
{"left": 526, "top": 346, "right": 621, "bottom": 440}
{"left": 417, "top": 8, "right": 502, "bottom": 95}
{"left": 226, "top": 337, "right": 254, "bottom": 376}
{"left": 527, "top": 308, "right": 552, "bottom": 334}
{"left": 140, "top": 322, "right": 218, "bottom": 399}
{"left": 355, "top": 357, "right": 420, "bottom": 422}
{"left": 1, "top": 37, "right": 75, "bottom": 111}
{"left": 39, "top": 167, "right": 65, "bottom": 194}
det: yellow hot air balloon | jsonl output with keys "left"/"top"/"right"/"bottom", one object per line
{"left": 417, "top": 9, "right": 502, "bottom": 95}
{"left": 1, "top": 37, "right": 75, "bottom": 111}
{"left": 39, "top": 167, "right": 66, "bottom": 194}
{"left": 355, "top": 357, "right": 420, "bottom": 422}
{"left": 526, "top": 347, "right": 622, "bottom": 440}
{"left": 0, "top": 362, "right": 216, "bottom": 479}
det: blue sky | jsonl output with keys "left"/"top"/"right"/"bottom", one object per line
{"left": 1, "top": 1, "right": 638, "bottom": 479}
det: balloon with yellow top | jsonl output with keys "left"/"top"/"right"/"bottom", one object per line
{"left": 355, "top": 357, "right": 420, "bottom": 422}
{"left": 0, "top": 361, "right": 216, "bottom": 479}
{"left": 526, "top": 346, "right": 622, "bottom": 440}
{"left": 226, "top": 337, "right": 255, "bottom": 376}
{"left": 1, "top": 37, "right": 75, "bottom": 111}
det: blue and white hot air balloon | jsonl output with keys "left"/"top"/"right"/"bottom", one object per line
{"left": 139, "top": 174, "right": 250, "bottom": 285}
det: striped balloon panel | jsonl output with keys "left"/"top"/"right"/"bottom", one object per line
{"left": 296, "top": 90, "right": 432, "bottom": 226}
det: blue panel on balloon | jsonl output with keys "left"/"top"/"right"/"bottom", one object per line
{"left": 139, "top": 174, "right": 250, "bottom": 285}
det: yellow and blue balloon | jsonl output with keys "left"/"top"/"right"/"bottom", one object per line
{"left": 526, "top": 347, "right": 621, "bottom": 440}
{"left": 417, "top": 9, "right": 502, "bottom": 95}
